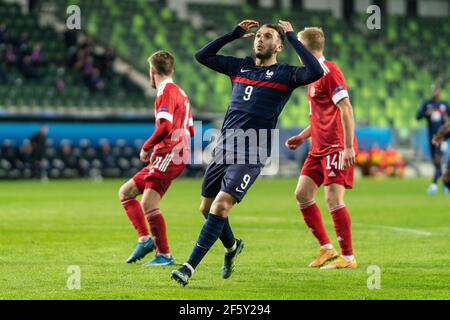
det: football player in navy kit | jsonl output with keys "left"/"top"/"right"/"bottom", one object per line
{"left": 171, "top": 20, "right": 324, "bottom": 286}
{"left": 417, "top": 84, "right": 450, "bottom": 194}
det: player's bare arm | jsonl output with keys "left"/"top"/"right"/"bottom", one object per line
{"left": 286, "top": 125, "right": 311, "bottom": 150}
{"left": 336, "top": 97, "right": 356, "bottom": 169}
{"left": 139, "top": 148, "right": 150, "bottom": 163}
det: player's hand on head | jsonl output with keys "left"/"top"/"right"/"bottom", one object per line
{"left": 278, "top": 20, "right": 293, "bottom": 33}
{"left": 238, "top": 20, "right": 259, "bottom": 31}
{"left": 238, "top": 20, "right": 259, "bottom": 38}
{"left": 140, "top": 148, "right": 150, "bottom": 163}
{"left": 342, "top": 147, "right": 356, "bottom": 169}
{"left": 285, "top": 135, "right": 304, "bottom": 150}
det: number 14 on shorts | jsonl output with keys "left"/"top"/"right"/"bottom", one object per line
{"left": 326, "top": 151, "right": 345, "bottom": 171}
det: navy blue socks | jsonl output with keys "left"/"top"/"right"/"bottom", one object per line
{"left": 433, "top": 163, "right": 442, "bottom": 183}
{"left": 220, "top": 218, "right": 236, "bottom": 250}
{"left": 187, "top": 214, "right": 226, "bottom": 269}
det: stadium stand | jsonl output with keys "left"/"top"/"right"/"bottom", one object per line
{"left": 0, "top": 0, "right": 148, "bottom": 112}
{"left": 1, "top": 0, "right": 448, "bottom": 128}
{"left": 27, "top": 0, "right": 449, "bottom": 131}
{"left": 0, "top": 137, "right": 142, "bottom": 179}
{"left": 1, "top": 0, "right": 449, "bottom": 179}
{"left": 0, "top": 135, "right": 205, "bottom": 179}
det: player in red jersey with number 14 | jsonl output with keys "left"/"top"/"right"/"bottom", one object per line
{"left": 286, "top": 27, "right": 358, "bottom": 269}
{"left": 118, "top": 51, "right": 194, "bottom": 266}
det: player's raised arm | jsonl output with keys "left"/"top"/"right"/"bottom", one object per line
{"left": 194, "top": 20, "right": 259, "bottom": 75}
{"left": 278, "top": 20, "right": 323, "bottom": 86}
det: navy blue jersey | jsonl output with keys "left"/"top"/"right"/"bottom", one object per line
{"left": 417, "top": 100, "right": 450, "bottom": 138}
{"left": 195, "top": 27, "right": 323, "bottom": 163}
{"left": 222, "top": 57, "right": 306, "bottom": 131}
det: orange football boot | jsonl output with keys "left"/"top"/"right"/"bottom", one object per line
{"left": 308, "top": 248, "right": 338, "bottom": 267}
{"left": 320, "top": 256, "right": 357, "bottom": 269}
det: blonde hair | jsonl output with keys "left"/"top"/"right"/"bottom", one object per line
{"left": 148, "top": 50, "right": 174, "bottom": 76}
{"left": 298, "top": 27, "right": 325, "bottom": 52}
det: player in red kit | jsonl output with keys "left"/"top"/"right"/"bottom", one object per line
{"left": 286, "top": 28, "right": 357, "bottom": 269}
{"left": 118, "top": 51, "right": 194, "bottom": 266}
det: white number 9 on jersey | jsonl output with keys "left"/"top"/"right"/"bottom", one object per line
{"left": 243, "top": 85, "right": 253, "bottom": 101}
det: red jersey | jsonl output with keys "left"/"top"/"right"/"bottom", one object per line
{"left": 308, "top": 57, "right": 357, "bottom": 157}
{"left": 152, "top": 79, "right": 194, "bottom": 155}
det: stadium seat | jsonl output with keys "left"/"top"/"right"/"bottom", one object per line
{"left": 1, "top": 1, "right": 449, "bottom": 130}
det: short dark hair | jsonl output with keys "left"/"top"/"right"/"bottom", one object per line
{"left": 148, "top": 50, "right": 174, "bottom": 75}
{"left": 261, "top": 24, "right": 285, "bottom": 43}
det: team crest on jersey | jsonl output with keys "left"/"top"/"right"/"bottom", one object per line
{"left": 265, "top": 70, "right": 274, "bottom": 79}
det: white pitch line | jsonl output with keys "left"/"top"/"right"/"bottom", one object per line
{"left": 234, "top": 218, "right": 434, "bottom": 236}
{"left": 234, "top": 216, "right": 295, "bottom": 223}
{"left": 353, "top": 223, "right": 432, "bottom": 237}
{"left": 172, "top": 214, "right": 434, "bottom": 237}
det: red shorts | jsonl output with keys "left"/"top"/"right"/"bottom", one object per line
{"left": 133, "top": 152, "right": 186, "bottom": 197}
{"left": 301, "top": 151, "right": 354, "bottom": 189}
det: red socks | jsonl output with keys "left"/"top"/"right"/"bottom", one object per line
{"left": 121, "top": 197, "right": 170, "bottom": 255}
{"left": 330, "top": 205, "right": 353, "bottom": 256}
{"left": 300, "top": 200, "right": 331, "bottom": 246}
{"left": 300, "top": 200, "right": 354, "bottom": 256}
{"left": 145, "top": 208, "right": 170, "bottom": 255}
{"left": 121, "top": 198, "right": 149, "bottom": 237}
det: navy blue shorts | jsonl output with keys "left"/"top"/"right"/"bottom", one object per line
{"left": 201, "top": 162, "right": 263, "bottom": 203}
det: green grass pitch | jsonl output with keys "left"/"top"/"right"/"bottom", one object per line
{"left": 0, "top": 177, "right": 449, "bottom": 300}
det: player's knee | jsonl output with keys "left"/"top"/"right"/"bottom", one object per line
{"left": 118, "top": 184, "right": 132, "bottom": 202}
{"left": 295, "top": 188, "right": 314, "bottom": 204}
{"left": 210, "top": 199, "right": 232, "bottom": 218}
{"left": 325, "top": 194, "right": 343, "bottom": 210}
{"left": 140, "top": 199, "right": 157, "bottom": 213}
{"left": 199, "top": 203, "right": 210, "bottom": 219}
